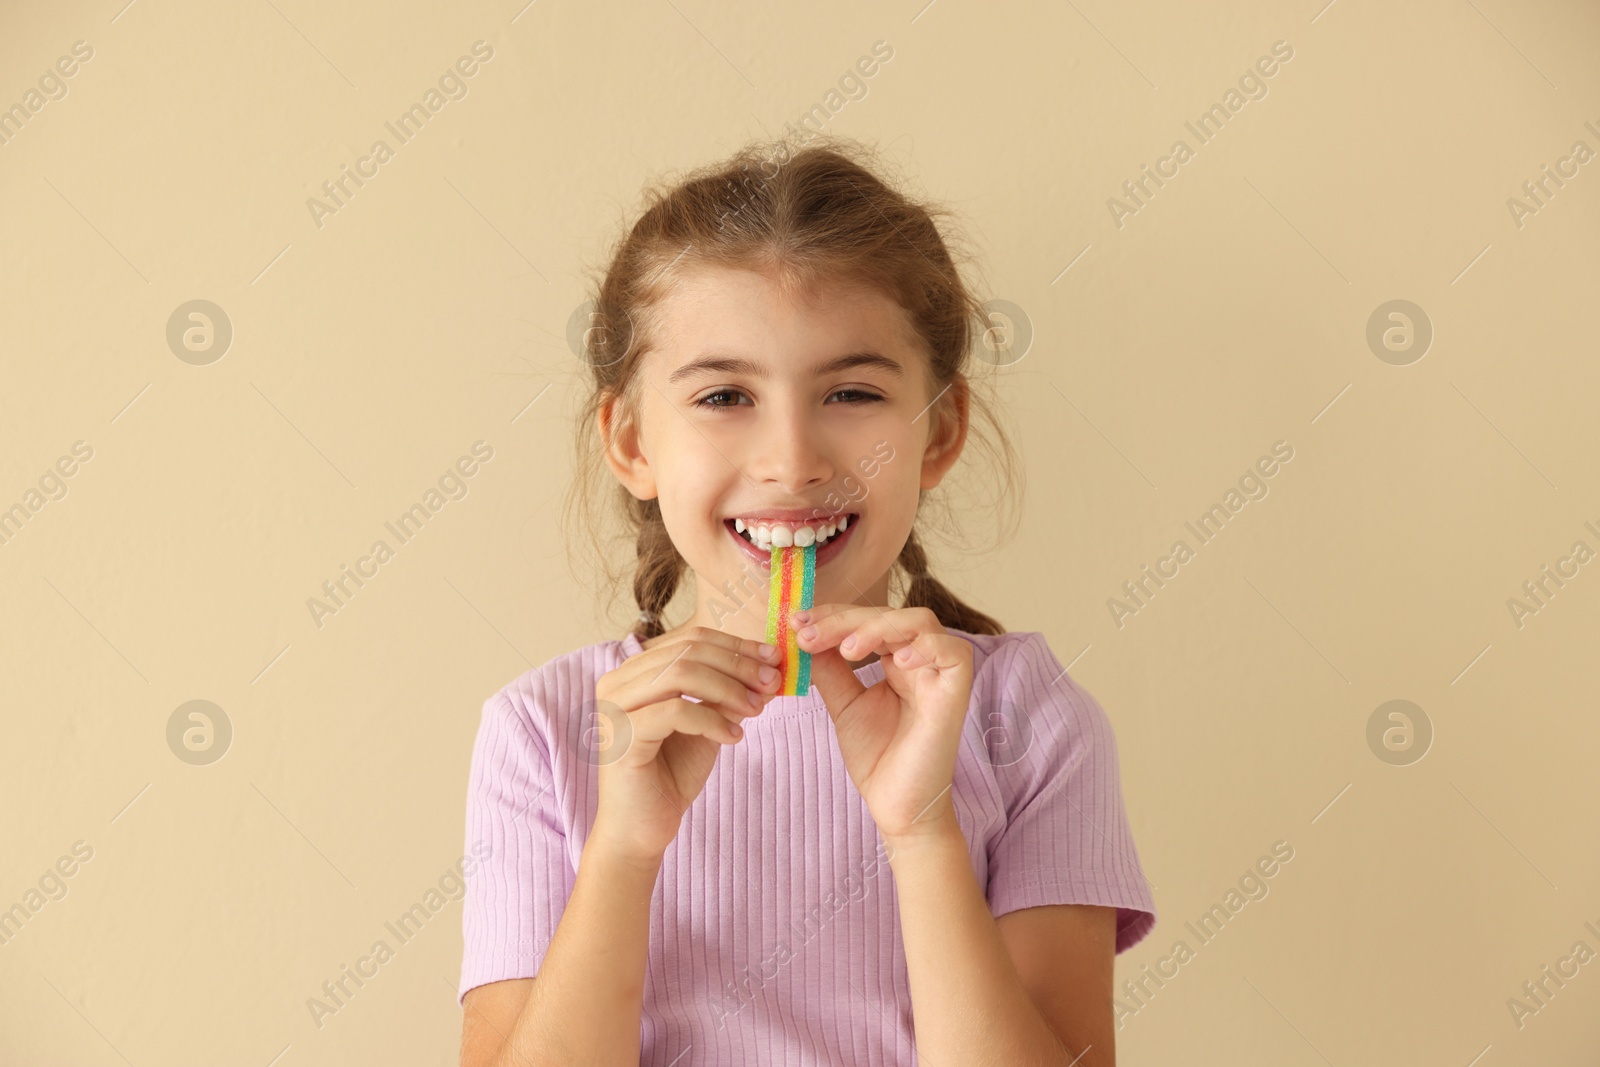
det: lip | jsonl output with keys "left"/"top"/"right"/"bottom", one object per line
{"left": 725, "top": 507, "right": 853, "bottom": 524}
{"left": 725, "top": 513, "right": 858, "bottom": 569}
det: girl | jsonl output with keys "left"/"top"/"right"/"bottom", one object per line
{"left": 456, "top": 137, "right": 1156, "bottom": 1066}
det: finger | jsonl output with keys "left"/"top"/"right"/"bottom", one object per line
{"left": 678, "top": 635, "right": 785, "bottom": 697}
{"left": 786, "top": 601, "right": 855, "bottom": 628}
{"left": 794, "top": 606, "right": 942, "bottom": 660}
{"left": 648, "top": 625, "right": 784, "bottom": 666}
{"left": 803, "top": 646, "right": 871, "bottom": 720}
{"left": 614, "top": 652, "right": 777, "bottom": 716}
{"left": 610, "top": 642, "right": 781, "bottom": 717}
{"left": 632, "top": 658, "right": 767, "bottom": 718}
{"left": 791, "top": 603, "right": 926, "bottom": 643}
{"left": 888, "top": 632, "right": 972, "bottom": 677}
{"left": 633, "top": 697, "right": 745, "bottom": 746}
{"left": 629, "top": 627, "right": 783, "bottom": 687}
{"left": 711, "top": 702, "right": 771, "bottom": 736}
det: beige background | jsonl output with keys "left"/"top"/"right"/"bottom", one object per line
{"left": 2, "top": 0, "right": 1597, "bottom": 1063}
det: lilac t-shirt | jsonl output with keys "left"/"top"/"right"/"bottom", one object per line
{"left": 458, "top": 627, "right": 1157, "bottom": 1064}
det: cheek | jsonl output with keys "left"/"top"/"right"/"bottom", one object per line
{"left": 650, "top": 422, "right": 725, "bottom": 485}
{"left": 864, "top": 434, "right": 917, "bottom": 496}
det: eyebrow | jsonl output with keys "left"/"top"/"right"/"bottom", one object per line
{"left": 667, "top": 351, "right": 904, "bottom": 384}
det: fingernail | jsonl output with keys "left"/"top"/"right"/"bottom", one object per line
{"left": 758, "top": 665, "right": 778, "bottom": 684}
{"left": 747, "top": 688, "right": 761, "bottom": 707}
{"left": 793, "top": 609, "right": 811, "bottom": 624}
{"left": 799, "top": 625, "right": 818, "bottom": 641}
{"left": 841, "top": 635, "right": 856, "bottom": 653}
{"left": 731, "top": 724, "right": 743, "bottom": 737}
{"left": 758, "top": 642, "right": 781, "bottom": 662}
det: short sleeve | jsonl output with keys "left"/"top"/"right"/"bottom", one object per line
{"left": 983, "top": 633, "right": 1157, "bottom": 954}
{"left": 458, "top": 688, "right": 575, "bottom": 1003}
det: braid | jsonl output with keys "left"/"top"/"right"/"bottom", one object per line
{"left": 629, "top": 497, "right": 685, "bottom": 641}
{"left": 897, "top": 530, "right": 1004, "bottom": 636}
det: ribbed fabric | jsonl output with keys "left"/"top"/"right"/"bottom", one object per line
{"left": 459, "top": 628, "right": 1157, "bottom": 1064}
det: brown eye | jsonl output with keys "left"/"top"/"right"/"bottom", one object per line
{"left": 829, "top": 389, "right": 885, "bottom": 404}
{"left": 695, "top": 389, "right": 749, "bottom": 408}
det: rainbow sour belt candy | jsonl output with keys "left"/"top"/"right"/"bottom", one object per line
{"left": 765, "top": 541, "right": 817, "bottom": 696}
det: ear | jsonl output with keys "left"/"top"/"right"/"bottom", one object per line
{"left": 599, "top": 391, "right": 658, "bottom": 501}
{"left": 919, "top": 376, "right": 971, "bottom": 490}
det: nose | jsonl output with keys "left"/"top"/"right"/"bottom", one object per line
{"left": 742, "top": 397, "right": 834, "bottom": 493}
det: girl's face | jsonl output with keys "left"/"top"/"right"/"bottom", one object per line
{"left": 603, "top": 264, "right": 968, "bottom": 647}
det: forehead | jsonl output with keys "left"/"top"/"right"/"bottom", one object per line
{"left": 648, "top": 265, "right": 920, "bottom": 362}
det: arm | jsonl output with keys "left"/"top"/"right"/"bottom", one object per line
{"left": 459, "top": 838, "right": 661, "bottom": 1067}
{"left": 459, "top": 630, "right": 778, "bottom": 1067}
{"left": 785, "top": 613, "right": 1135, "bottom": 1061}
{"left": 887, "top": 810, "right": 1115, "bottom": 1066}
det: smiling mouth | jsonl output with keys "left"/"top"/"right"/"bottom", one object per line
{"left": 727, "top": 514, "right": 857, "bottom": 552}
{"left": 726, "top": 515, "right": 864, "bottom": 572}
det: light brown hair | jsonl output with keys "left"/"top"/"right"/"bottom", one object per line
{"left": 564, "top": 135, "right": 1021, "bottom": 641}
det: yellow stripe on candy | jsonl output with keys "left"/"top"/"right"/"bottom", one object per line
{"left": 765, "top": 541, "right": 816, "bottom": 696}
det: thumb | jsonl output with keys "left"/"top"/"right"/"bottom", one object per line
{"left": 804, "top": 647, "right": 868, "bottom": 719}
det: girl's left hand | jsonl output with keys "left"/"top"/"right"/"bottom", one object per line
{"left": 791, "top": 604, "right": 974, "bottom": 842}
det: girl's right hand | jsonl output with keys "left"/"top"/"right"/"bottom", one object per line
{"left": 589, "top": 627, "right": 784, "bottom": 863}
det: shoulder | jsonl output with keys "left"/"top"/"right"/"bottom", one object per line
{"left": 950, "top": 628, "right": 1088, "bottom": 705}
{"left": 475, "top": 637, "right": 631, "bottom": 743}
{"left": 946, "top": 628, "right": 1119, "bottom": 765}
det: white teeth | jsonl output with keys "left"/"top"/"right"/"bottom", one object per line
{"left": 733, "top": 515, "right": 854, "bottom": 551}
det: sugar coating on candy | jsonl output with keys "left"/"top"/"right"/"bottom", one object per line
{"left": 765, "top": 542, "right": 816, "bottom": 696}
